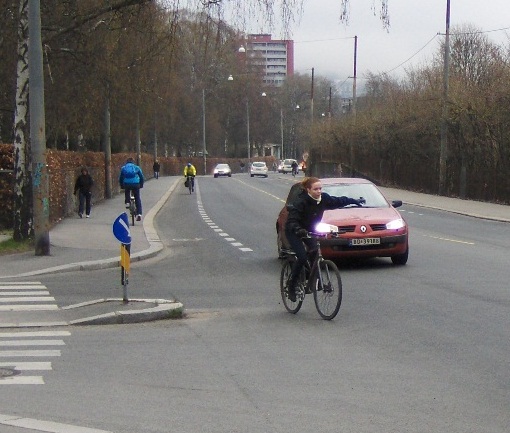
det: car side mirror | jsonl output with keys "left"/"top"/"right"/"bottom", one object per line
{"left": 391, "top": 200, "right": 403, "bottom": 208}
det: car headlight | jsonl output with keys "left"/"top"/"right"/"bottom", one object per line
{"left": 386, "top": 218, "right": 406, "bottom": 230}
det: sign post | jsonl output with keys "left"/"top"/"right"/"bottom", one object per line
{"left": 113, "top": 213, "right": 132, "bottom": 303}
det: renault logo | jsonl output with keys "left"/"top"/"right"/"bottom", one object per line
{"left": 360, "top": 225, "right": 367, "bottom": 233}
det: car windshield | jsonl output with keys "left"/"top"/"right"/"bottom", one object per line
{"left": 252, "top": 162, "right": 265, "bottom": 167}
{"left": 323, "top": 183, "right": 389, "bottom": 207}
{"left": 217, "top": 164, "right": 229, "bottom": 169}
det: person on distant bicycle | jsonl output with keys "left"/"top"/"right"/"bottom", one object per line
{"left": 285, "top": 177, "right": 365, "bottom": 301}
{"left": 119, "top": 157, "right": 144, "bottom": 221}
{"left": 291, "top": 160, "right": 299, "bottom": 176}
{"left": 183, "top": 162, "right": 196, "bottom": 192}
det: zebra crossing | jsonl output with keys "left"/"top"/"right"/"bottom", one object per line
{"left": 0, "top": 282, "right": 70, "bottom": 385}
{"left": 0, "top": 281, "right": 58, "bottom": 312}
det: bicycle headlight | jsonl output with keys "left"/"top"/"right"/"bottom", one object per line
{"left": 315, "top": 222, "right": 339, "bottom": 233}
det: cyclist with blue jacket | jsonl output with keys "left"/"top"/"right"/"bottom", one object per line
{"left": 119, "top": 157, "right": 144, "bottom": 221}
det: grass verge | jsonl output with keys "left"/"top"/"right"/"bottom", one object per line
{"left": 0, "top": 232, "right": 33, "bottom": 255}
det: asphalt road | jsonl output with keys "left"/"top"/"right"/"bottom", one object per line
{"left": 2, "top": 174, "right": 509, "bottom": 433}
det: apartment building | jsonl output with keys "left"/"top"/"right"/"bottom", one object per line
{"left": 246, "top": 34, "right": 294, "bottom": 86}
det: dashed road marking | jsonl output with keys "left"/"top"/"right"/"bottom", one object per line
{"left": 195, "top": 182, "right": 254, "bottom": 253}
{"left": 423, "top": 235, "right": 475, "bottom": 245}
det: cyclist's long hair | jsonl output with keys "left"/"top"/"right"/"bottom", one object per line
{"left": 301, "top": 177, "right": 320, "bottom": 190}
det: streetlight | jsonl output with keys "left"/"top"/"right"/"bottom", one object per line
{"left": 262, "top": 92, "right": 284, "bottom": 160}
{"left": 228, "top": 74, "right": 250, "bottom": 160}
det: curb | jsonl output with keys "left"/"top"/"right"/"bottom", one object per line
{"left": 0, "top": 299, "right": 185, "bottom": 328}
{"left": 64, "top": 298, "right": 185, "bottom": 326}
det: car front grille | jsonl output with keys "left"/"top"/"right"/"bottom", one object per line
{"left": 338, "top": 225, "right": 356, "bottom": 233}
{"left": 370, "top": 224, "right": 387, "bottom": 231}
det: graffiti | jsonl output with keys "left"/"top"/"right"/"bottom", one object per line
{"left": 32, "top": 162, "right": 44, "bottom": 187}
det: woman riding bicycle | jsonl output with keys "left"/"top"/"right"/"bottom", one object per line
{"left": 285, "top": 177, "right": 364, "bottom": 301}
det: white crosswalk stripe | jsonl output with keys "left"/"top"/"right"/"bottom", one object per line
{"left": 0, "top": 282, "right": 70, "bottom": 385}
{"left": 0, "top": 281, "right": 58, "bottom": 312}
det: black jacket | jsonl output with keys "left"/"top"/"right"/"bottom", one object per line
{"left": 74, "top": 173, "right": 93, "bottom": 194}
{"left": 286, "top": 190, "right": 358, "bottom": 234}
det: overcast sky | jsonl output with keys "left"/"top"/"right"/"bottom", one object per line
{"left": 241, "top": 0, "right": 510, "bottom": 84}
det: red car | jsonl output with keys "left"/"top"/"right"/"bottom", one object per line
{"left": 276, "top": 178, "right": 409, "bottom": 265}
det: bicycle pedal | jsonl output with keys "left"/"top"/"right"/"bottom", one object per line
{"left": 295, "top": 287, "right": 305, "bottom": 301}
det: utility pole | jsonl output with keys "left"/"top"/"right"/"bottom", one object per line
{"left": 246, "top": 99, "right": 250, "bottom": 160}
{"left": 29, "top": 0, "right": 50, "bottom": 255}
{"left": 352, "top": 36, "right": 358, "bottom": 116}
{"left": 202, "top": 89, "right": 207, "bottom": 174}
{"left": 135, "top": 109, "right": 141, "bottom": 165}
{"left": 310, "top": 67, "right": 315, "bottom": 123}
{"left": 350, "top": 35, "right": 358, "bottom": 176}
{"left": 439, "top": 0, "right": 451, "bottom": 195}
{"left": 104, "top": 89, "right": 112, "bottom": 199}
{"left": 280, "top": 107, "right": 284, "bottom": 159}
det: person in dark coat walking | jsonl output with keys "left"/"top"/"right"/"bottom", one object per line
{"left": 153, "top": 160, "right": 160, "bottom": 179}
{"left": 74, "top": 167, "right": 94, "bottom": 218}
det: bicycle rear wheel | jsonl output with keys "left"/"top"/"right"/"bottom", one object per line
{"left": 188, "top": 177, "right": 193, "bottom": 194}
{"left": 313, "top": 259, "right": 342, "bottom": 320}
{"left": 129, "top": 203, "right": 135, "bottom": 226}
{"left": 280, "top": 260, "right": 302, "bottom": 314}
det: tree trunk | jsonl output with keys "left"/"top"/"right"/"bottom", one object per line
{"left": 13, "top": 0, "right": 33, "bottom": 241}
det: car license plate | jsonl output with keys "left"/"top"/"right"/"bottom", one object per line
{"left": 350, "top": 238, "right": 381, "bottom": 246}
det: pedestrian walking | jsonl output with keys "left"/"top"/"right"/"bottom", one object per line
{"left": 153, "top": 160, "right": 160, "bottom": 179}
{"left": 74, "top": 167, "right": 93, "bottom": 218}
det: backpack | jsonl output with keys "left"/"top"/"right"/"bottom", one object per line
{"left": 123, "top": 164, "right": 137, "bottom": 179}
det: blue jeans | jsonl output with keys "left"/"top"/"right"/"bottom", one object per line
{"left": 124, "top": 185, "right": 142, "bottom": 215}
{"left": 78, "top": 191, "right": 91, "bottom": 215}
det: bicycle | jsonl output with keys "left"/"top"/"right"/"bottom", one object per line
{"left": 292, "top": 167, "right": 298, "bottom": 177}
{"left": 128, "top": 190, "right": 136, "bottom": 226}
{"left": 280, "top": 223, "right": 343, "bottom": 320}
{"left": 186, "top": 175, "right": 194, "bottom": 194}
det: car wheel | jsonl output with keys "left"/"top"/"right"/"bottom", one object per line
{"left": 228, "top": 174, "right": 231, "bottom": 177}
{"left": 264, "top": 175, "right": 268, "bottom": 178}
{"left": 391, "top": 245, "right": 409, "bottom": 265}
{"left": 250, "top": 174, "right": 254, "bottom": 177}
{"left": 214, "top": 174, "right": 218, "bottom": 178}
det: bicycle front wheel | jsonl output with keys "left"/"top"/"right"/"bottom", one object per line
{"left": 313, "top": 259, "right": 342, "bottom": 320}
{"left": 280, "top": 260, "right": 302, "bottom": 314}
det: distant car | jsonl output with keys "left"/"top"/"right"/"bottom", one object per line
{"left": 213, "top": 163, "right": 232, "bottom": 178}
{"left": 277, "top": 161, "right": 284, "bottom": 173}
{"left": 281, "top": 158, "right": 298, "bottom": 174}
{"left": 249, "top": 161, "right": 268, "bottom": 177}
{"left": 276, "top": 178, "right": 409, "bottom": 265}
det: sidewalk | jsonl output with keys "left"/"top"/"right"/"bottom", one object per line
{"left": 0, "top": 176, "right": 184, "bottom": 327}
{"left": 379, "top": 186, "right": 510, "bottom": 223}
{"left": 0, "top": 177, "right": 508, "bottom": 327}
{"left": 0, "top": 176, "right": 180, "bottom": 279}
